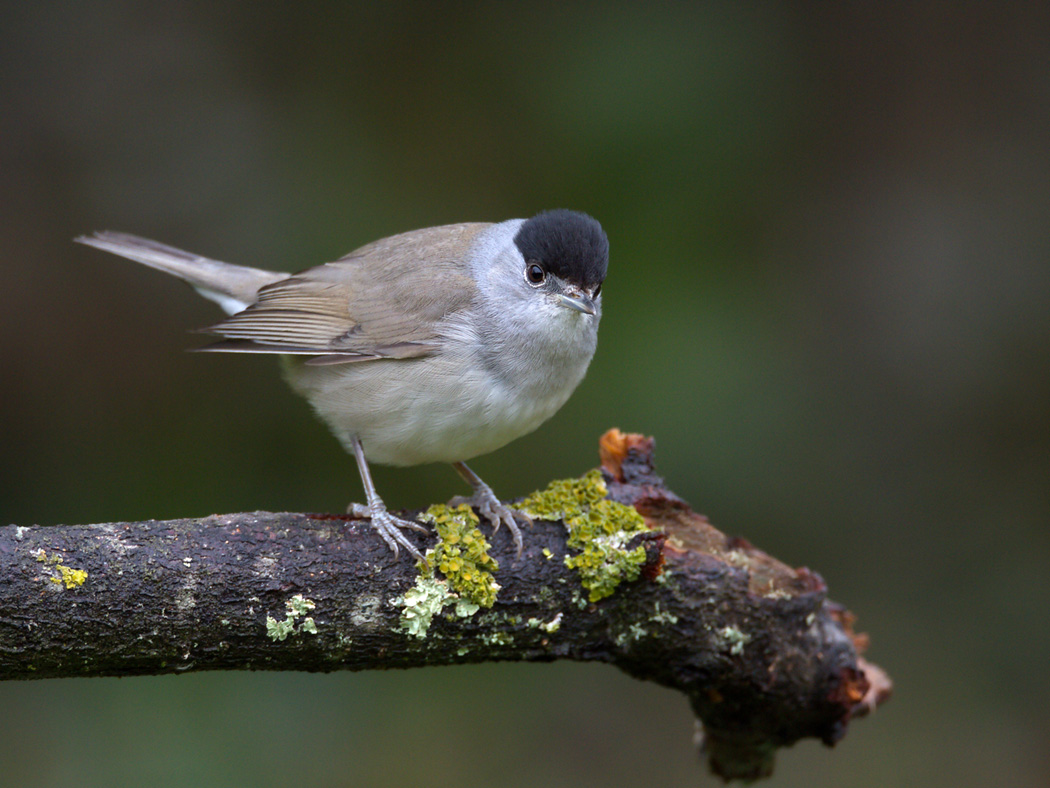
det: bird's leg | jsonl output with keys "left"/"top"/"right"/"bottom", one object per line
{"left": 450, "top": 461, "right": 529, "bottom": 557}
{"left": 347, "top": 436, "right": 429, "bottom": 561}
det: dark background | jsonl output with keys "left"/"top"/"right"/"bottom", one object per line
{"left": 3, "top": 3, "right": 1048, "bottom": 786}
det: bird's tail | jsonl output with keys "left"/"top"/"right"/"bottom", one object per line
{"left": 76, "top": 231, "right": 285, "bottom": 315}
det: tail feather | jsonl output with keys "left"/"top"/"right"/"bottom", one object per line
{"left": 76, "top": 231, "right": 285, "bottom": 315}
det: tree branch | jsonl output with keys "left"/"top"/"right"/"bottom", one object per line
{"left": 0, "top": 430, "right": 890, "bottom": 781}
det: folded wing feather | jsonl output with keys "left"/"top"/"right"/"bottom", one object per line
{"left": 201, "top": 222, "right": 488, "bottom": 364}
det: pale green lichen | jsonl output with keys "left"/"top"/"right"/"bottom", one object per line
{"left": 615, "top": 622, "right": 649, "bottom": 647}
{"left": 265, "top": 616, "right": 296, "bottom": 641}
{"left": 266, "top": 594, "right": 319, "bottom": 642}
{"left": 391, "top": 504, "right": 501, "bottom": 639}
{"left": 420, "top": 504, "right": 500, "bottom": 608}
{"left": 719, "top": 625, "right": 751, "bottom": 656}
{"left": 394, "top": 572, "right": 485, "bottom": 640}
{"left": 454, "top": 599, "right": 480, "bottom": 618}
{"left": 395, "top": 575, "right": 452, "bottom": 639}
{"left": 287, "top": 594, "right": 316, "bottom": 617}
{"left": 481, "top": 631, "right": 514, "bottom": 646}
{"left": 649, "top": 602, "right": 678, "bottom": 626}
{"left": 519, "top": 470, "right": 649, "bottom": 602}
{"left": 527, "top": 613, "right": 563, "bottom": 633}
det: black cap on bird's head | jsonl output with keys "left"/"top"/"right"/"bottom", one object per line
{"left": 514, "top": 210, "right": 608, "bottom": 291}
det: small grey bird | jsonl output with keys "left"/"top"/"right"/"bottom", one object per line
{"left": 77, "top": 210, "right": 608, "bottom": 561}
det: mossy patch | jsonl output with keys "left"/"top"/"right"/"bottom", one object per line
{"left": 519, "top": 470, "right": 649, "bottom": 602}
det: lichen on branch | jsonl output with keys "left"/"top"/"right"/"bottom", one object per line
{"left": 0, "top": 430, "right": 890, "bottom": 782}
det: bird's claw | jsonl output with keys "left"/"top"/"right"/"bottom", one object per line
{"left": 450, "top": 483, "right": 530, "bottom": 558}
{"left": 347, "top": 502, "right": 429, "bottom": 562}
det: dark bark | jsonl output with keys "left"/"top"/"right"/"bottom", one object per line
{"left": 0, "top": 431, "right": 890, "bottom": 781}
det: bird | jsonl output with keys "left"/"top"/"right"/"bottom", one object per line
{"left": 77, "top": 209, "right": 608, "bottom": 562}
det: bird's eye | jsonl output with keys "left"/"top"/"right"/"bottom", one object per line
{"left": 592, "top": 283, "right": 602, "bottom": 298}
{"left": 525, "top": 262, "right": 546, "bottom": 286}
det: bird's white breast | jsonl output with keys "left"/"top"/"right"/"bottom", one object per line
{"left": 283, "top": 318, "right": 594, "bottom": 466}
{"left": 281, "top": 220, "right": 600, "bottom": 467}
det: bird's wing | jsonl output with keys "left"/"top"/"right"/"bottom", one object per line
{"left": 200, "top": 223, "right": 489, "bottom": 364}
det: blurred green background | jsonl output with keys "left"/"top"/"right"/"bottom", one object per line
{"left": 3, "top": 3, "right": 1048, "bottom": 786}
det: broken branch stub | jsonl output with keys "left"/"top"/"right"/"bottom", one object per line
{"left": 598, "top": 429, "right": 891, "bottom": 781}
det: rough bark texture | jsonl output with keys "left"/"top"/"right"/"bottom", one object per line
{"left": 0, "top": 430, "right": 890, "bottom": 781}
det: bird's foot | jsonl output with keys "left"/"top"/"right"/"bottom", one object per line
{"left": 347, "top": 501, "right": 429, "bottom": 562}
{"left": 450, "top": 481, "right": 530, "bottom": 558}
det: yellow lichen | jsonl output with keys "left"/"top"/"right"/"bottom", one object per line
{"left": 56, "top": 565, "right": 88, "bottom": 589}
{"left": 37, "top": 550, "right": 88, "bottom": 589}
{"left": 518, "top": 469, "right": 609, "bottom": 521}
{"left": 519, "top": 470, "right": 650, "bottom": 602}
{"left": 420, "top": 504, "right": 500, "bottom": 609}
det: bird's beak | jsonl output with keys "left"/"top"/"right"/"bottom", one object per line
{"left": 555, "top": 291, "right": 597, "bottom": 316}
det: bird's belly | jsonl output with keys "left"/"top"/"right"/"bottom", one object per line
{"left": 283, "top": 353, "right": 585, "bottom": 466}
